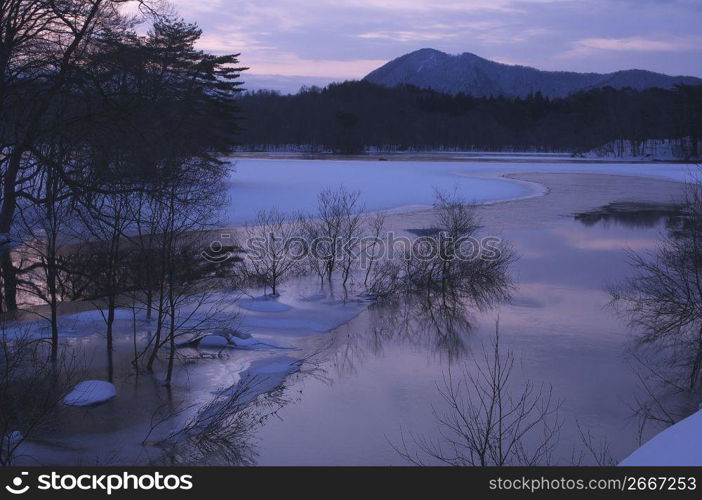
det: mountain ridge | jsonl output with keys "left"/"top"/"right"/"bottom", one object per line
{"left": 363, "top": 48, "right": 702, "bottom": 98}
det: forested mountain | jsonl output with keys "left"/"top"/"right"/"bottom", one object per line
{"left": 237, "top": 80, "right": 702, "bottom": 155}
{"left": 364, "top": 49, "right": 702, "bottom": 98}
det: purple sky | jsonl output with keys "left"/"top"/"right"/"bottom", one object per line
{"left": 163, "top": 0, "right": 701, "bottom": 91}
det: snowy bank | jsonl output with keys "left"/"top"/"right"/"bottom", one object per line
{"left": 63, "top": 380, "right": 117, "bottom": 407}
{"left": 238, "top": 296, "right": 291, "bottom": 312}
{"left": 180, "top": 331, "right": 286, "bottom": 350}
{"left": 222, "top": 355, "right": 302, "bottom": 405}
{"left": 620, "top": 408, "right": 702, "bottom": 466}
{"left": 584, "top": 138, "right": 700, "bottom": 161}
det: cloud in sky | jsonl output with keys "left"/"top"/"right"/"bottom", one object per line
{"left": 159, "top": 0, "right": 701, "bottom": 84}
{"left": 561, "top": 36, "right": 702, "bottom": 59}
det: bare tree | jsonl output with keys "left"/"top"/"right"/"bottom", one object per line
{"left": 0, "top": 323, "right": 77, "bottom": 465}
{"left": 572, "top": 422, "right": 615, "bottom": 466}
{"left": 624, "top": 347, "right": 696, "bottom": 446}
{"left": 152, "top": 373, "right": 289, "bottom": 465}
{"left": 135, "top": 181, "right": 237, "bottom": 384}
{"left": 611, "top": 177, "right": 702, "bottom": 389}
{"left": 338, "top": 196, "right": 364, "bottom": 288}
{"left": 301, "top": 186, "right": 362, "bottom": 284}
{"left": 0, "top": 0, "right": 132, "bottom": 311}
{"left": 363, "top": 212, "right": 386, "bottom": 289}
{"left": 14, "top": 143, "right": 79, "bottom": 363}
{"left": 245, "top": 208, "right": 302, "bottom": 296}
{"left": 364, "top": 259, "right": 403, "bottom": 299}
{"left": 396, "top": 321, "right": 561, "bottom": 466}
{"left": 364, "top": 191, "right": 515, "bottom": 308}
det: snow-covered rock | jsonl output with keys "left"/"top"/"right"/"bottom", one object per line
{"left": 620, "top": 409, "right": 702, "bottom": 466}
{"left": 63, "top": 380, "right": 117, "bottom": 407}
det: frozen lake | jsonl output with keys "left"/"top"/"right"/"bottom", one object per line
{"left": 224, "top": 156, "right": 697, "bottom": 224}
{"left": 15, "top": 161, "right": 695, "bottom": 466}
{"left": 250, "top": 172, "right": 690, "bottom": 465}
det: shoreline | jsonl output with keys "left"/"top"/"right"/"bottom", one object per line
{"left": 252, "top": 170, "right": 690, "bottom": 465}
{"left": 14, "top": 170, "right": 691, "bottom": 465}
{"left": 224, "top": 151, "right": 700, "bottom": 165}
{"left": 13, "top": 171, "right": 687, "bottom": 323}
{"left": 220, "top": 170, "right": 687, "bottom": 232}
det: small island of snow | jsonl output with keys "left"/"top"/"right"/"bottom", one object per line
{"left": 63, "top": 380, "right": 117, "bottom": 407}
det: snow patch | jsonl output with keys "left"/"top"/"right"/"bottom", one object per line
{"left": 63, "top": 380, "right": 117, "bottom": 407}
{"left": 197, "top": 335, "right": 230, "bottom": 348}
{"left": 238, "top": 296, "right": 291, "bottom": 312}
{"left": 222, "top": 355, "right": 302, "bottom": 404}
{"left": 620, "top": 408, "right": 702, "bottom": 466}
{"left": 192, "top": 332, "right": 287, "bottom": 351}
{"left": 60, "top": 309, "right": 135, "bottom": 323}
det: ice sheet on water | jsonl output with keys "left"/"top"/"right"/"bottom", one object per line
{"left": 224, "top": 158, "right": 696, "bottom": 225}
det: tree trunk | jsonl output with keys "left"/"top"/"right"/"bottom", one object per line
{"left": 0, "top": 147, "right": 22, "bottom": 311}
{"left": 689, "top": 333, "right": 702, "bottom": 389}
{"left": 49, "top": 295, "right": 58, "bottom": 363}
{"left": 165, "top": 292, "right": 176, "bottom": 386}
{"left": 0, "top": 254, "right": 17, "bottom": 311}
{"left": 106, "top": 296, "right": 115, "bottom": 383}
{"left": 146, "top": 295, "right": 164, "bottom": 373}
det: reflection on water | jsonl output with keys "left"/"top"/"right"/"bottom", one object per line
{"left": 330, "top": 296, "right": 474, "bottom": 379}
{"left": 20, "top": 200, "right": 679, "bottom": 466}
{"left": 253, "top": 213, "right": 666, "bottom": 465}
{"left": 574, "top": 202, "right": 683, "bottom": 229}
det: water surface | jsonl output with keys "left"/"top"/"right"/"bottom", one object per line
{"left": 252, "top": 202, "right": 668, "bottom": 465}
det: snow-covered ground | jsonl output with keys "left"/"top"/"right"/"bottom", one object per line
{"left": 620, "top": 408, "right": 702, "bottom": 466}
{"left": 585, "top": 138, "right": 701, "bottom": 161}
{"left": 5, "top": 277, "right": 375, "bottom": 464}
{"left": 232, "top": 288, "right": 371, "bottom": 338}
{"left": 7, "top": 161, "right": 700, "bottom": 465}
{"left": 224, "top": 157, "right": 697, "bottom": 225}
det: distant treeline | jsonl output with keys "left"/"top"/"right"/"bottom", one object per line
{"left": 236, "top": 81, "right": 702, "bottom": 156}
